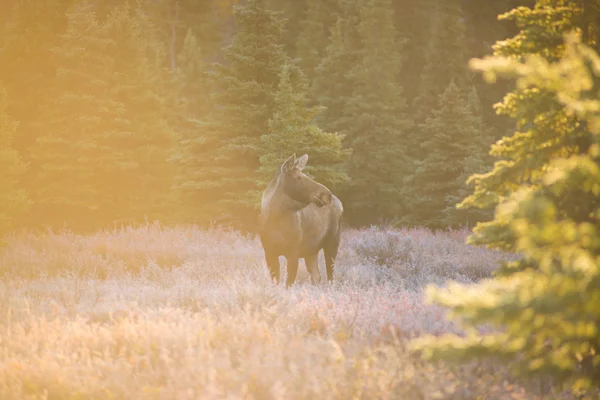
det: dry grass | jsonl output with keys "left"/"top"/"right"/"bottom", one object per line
{"left": 0, "top": 223, "right": 548, "bottom": 399}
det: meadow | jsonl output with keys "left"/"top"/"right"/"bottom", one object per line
{"left": 0, "top": 223, "right": 550, "bottom": 399}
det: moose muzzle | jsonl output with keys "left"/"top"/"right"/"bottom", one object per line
{"left": 313, "top": 190, "right": 332, "bottom": 208}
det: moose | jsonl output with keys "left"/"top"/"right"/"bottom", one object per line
{"left": 259, "top": 153, "right": 343, "bottom": 287}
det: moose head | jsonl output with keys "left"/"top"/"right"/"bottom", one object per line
{"left": 279, "top": 153, "right": 332, "bottom": 208}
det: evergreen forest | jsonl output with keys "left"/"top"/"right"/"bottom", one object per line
{"left": 2, "top": 0, "right": 600, "bottom": 396}
{"left": 1, "top": 0, "right": 532, "bottom": 232}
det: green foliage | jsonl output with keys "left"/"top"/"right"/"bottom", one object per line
{"left": 0, "top": 85, "right": 30, "bottom": 238}
{"left": 0, "top": 0, "right": 74, "bottom": 152}
{"left": 168, "top": 29, "right": 213, "bottom": 224}
{"left": 392, "top": 0, "right": 433, "bottom": 105}
{"left": 412, "top": 0, "right": 471, "bottom": 123}
{"left": 176, "top": 29, "right": 209, "bottom": 111}
{"left": 404, "top": 82, "right": 492, "bottom": 229}
{"left": 182, "top": 0, "right": 288, "bottom": 229}
{"left": 339, "top": 0, "right": 412, "bottom": 225}
{"left": 258, "top": 63, "right": 351, "bottom": 190}
{"left": 411, "top": 33, "right": 600, "bottom": 395}
{"left": 311, "top": 0, "right": 361, "bottom": 134}
{"left": 442, "top": 87, "right": 496, "bottom": 227}
{"left": 1, "top": 0, "right": 575, "bottom": 233}
{"left": 27, "top": 4, "right": 177, "bottom": 230}
{"left": 459, "top": 0, "right": 600, "bottom": 254}
{"left": 171, "top": 0, "right": 226, "bottom": 62}
{"left": 295, "top": 0, "right": 339, "bottom": 80}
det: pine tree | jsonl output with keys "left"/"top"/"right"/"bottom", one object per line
{"left": 455, "top": 0, "right": 600, "bottom": 254}
{"left": 412, "top": 0, "right": 471, "bottom": 124}
{"left": 180, "top": 0, "right": 288, "bottom": 229}
{"left": 172, "top": 0, "right": 226, "bottom": 63}
{"left": 176, "top": 29, "right": 209, "bottom": 113}
{"left": 404, "top": 81, "right": 487, "bottom": 228}
{"left": 442, "top": 86, "right": 495, "bottom": 227}
{"left": 28, "top": 4, "right": 177, "bottom": 230}
{"left": 0, "top": 0, "right": 74, "bottom": 163}
{"left": 340, "top": 0, "right": 412, "bottom": 225}
{"left": 0, "top": 85, "right": 30, "bottom": 238}
{"left": 268, "top": 0, "right": 307, "bottom": 55}
{"left": 393, "top": 0, "right": 434, "bottom": 106}
{"left": 295, "top": 0, "right": 340, "bottom": 80}
{"left": 311, "top": 0, "right": 361, "bottom": 134}
{"left": 170, "top": 29, "right": 215, "bottom": 223}
{"left": 259, "top": 63, "right": 351, "bottom": 190}
{"left": 411, "top": 32, "right": 600, "bottom": 396}
{"left": 93, "top": 0, "right": 224, "bottom": 68}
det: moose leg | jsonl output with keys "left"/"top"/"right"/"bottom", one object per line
{"left": 305, "top": 253, "right": 321, "bottom": 284}
{"left": 285, "top": 255, "right": 299, "bottom": 288}
{"left": 265, "top": 252, "right": 280, "bottom": 284}
{"left": 324, "top": 244, "right": 339, "bottom": 283}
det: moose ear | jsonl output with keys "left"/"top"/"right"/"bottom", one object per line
{"left": 294, "top": 154, "right": 308, "bottom": 171}
{"left": 281, "top": 153, "right": 296, "bottom": 173}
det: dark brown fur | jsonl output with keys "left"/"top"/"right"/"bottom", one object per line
{"left": 259, "top": 154, "right": 343, "bottom": 287}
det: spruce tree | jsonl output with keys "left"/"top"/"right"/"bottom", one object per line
{"left": 259, "top": 63, "right": 351, "bottom": 190}
{"left": 0, "top": 85, "right": 30, "bottom": 238}
{"left": 28, "top": 4, "right": 176, "bottom": 230}
{"left": 181, "top": 0, "right": 288, "bottom": 229}
{"left": 412, "top": 0, "right": 471, "bottom": 124}
{"left": 442, "top": 86, "right": 495, "bottom": 227}
{"left": 170, "top": 29, "right": 215, "bottom": 223}
{"left": 411, "top": 32, "right": 600, "bottom": 396}
{"left": 409, "top": 0, "right": 600, "bottom": 393}
{"left": 176, "top": 29, "right": 210, "bottom": 113}
{"left": 311, "top": 0, "right": 361, "bottom": 134}
{"left": 453, "top": 0, "right": 600, "bottom": 253}
{"left": 295, "top": 0, "right": 340, "bottom": 80}
{"left": 340, "top": 0, "right": 412, "bottom": 225}
{"left": 0, "top": 0, "right": 73, "bottom": 168}
{"left": 268, "top": 0, "right": 307, "bottom": 55}
{"left": 393, "top": 0, "right": 434, "bottom": 106}
{"left": 405, "top": 81, "right": 487, "bottom": 228}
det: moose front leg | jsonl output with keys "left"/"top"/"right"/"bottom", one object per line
{"left": 265, "top": 251, "right": 280, "bottom": 284}
{"left": 285, "top": 254, "right": 299, "bottom": 288}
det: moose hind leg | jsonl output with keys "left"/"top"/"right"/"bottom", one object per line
{"left": 324, "top": 244, "right": 339, "bottom": 283}
{"left": 265, "top": 252, "right": 280, "bottom": 284}
{"left": 305, "top": 253, "right": 321, "bottom": 284}
{"left": 285, "top": 255, "right": 299, "bottom": 288}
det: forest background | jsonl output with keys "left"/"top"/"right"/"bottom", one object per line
{"left": 0, "top": 0, "right": 528, "bottom": 233}
{"left": 2, "top": 0, "right": 600, "bottom": 397}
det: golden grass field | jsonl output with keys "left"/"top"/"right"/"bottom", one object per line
{"left": 0, "top": 223, "right": 553, "bottom": 399}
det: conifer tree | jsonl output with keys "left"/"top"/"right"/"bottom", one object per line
{"left": 412, "top": 0, "right": 471, "bottom": 123}
{"left": 176, "top": 29, "right": 209, "bottom": 113}
{"left": 170, "top": 29, "right": 217, "bottom": 223}
{"left": 453, "top": 0, "right": 600, "bottom": 254}
{"left": 0, "top": 86, "right": 30, "bottom": 237}
{"left": 411, "top": 32, "right": 600, "bottom": 396}
{"left": 409, "top": 0, "right": 600, "bottom": 393}
{"left": 268, "top": 0, "right": 306, "bottom": 55}
{"left": 442, "top": 86, "right": 495, "bottom": 227}
{"left": 404, "top": 81, "right": 488, "bottom": 228}
{"left": 0, "top": 0, "right": 73, "bottom": 160}
{"left": 311, "top": 0, "right": 361, "bottom": 134}
{"left": 340, "top": 0, "right": 412, "bottom": 225}
{"left": 28, "top": 4, "right": 177, "bottom": 229}
{"left": 393, "top": 0, "right": 434, "bottom": 105}
{"left": 180, "top": 0, "right": 288, "bottom": 228}
{"left": 295, "top": 0, "right": 339, "bottom": 80}
{"left": 259, "top": 63, "right": 351, "bottom": 190}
